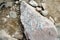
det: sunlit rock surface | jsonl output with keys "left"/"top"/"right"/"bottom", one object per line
{"left": 20, "top": 1, "right": 58, "bottom": 40}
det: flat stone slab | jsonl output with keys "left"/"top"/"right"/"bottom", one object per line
{"left": 20, "top": 1, "right": 58, "bottom": 40}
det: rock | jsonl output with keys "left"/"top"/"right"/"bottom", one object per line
{"left": 0, "top": 30, "right": 17, "bottom": 40}
{"left": 29, "top": 0, "right": 38, "bottom": 7}
{"left": 49, "top": 16, "right": 55, "bottom": 24}
{"left": 41, "top": 10, "right": 48, "bottom": 16}
{"left": 6, "top": 15, "right": 10, "bottom": 18}
{"left": 9, "top": 11, "right": 17, "bottom": 18}
{"left": 20, "top": 1, "right": 58, "bottom": 40}
{"left": 41, "top": 3, "right": 46, "bottom": 9}
{"left": 15, "top": 1, "right": 19, "bottom": 4}
{"left": 36, "top": 7, "right": 42, "bottom": 12}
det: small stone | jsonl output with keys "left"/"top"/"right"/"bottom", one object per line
{"left": 41, "top": 10, "right": 48, "bottom": 16}
{"left": 29, "top": 0, "right": 38, "bottom": 7}
{"left": 36, "top": 7, "right": 42, "bottom": 12}
{"left": 41, "top": 3, "right": 46, "bottom": 10}
{"left": 15, "top": 1, "right": 19, "bottom": 4}
{"left": 9, "top": 11, "right": 17, "bottom": 18}
{"left": 49, "top": 16, "right": 55, "bottom": 23}
{"left": 6, "top": 15, "right": 10, "bottom": 18}
{"left": 54, "top": 17, "right": 58, "bottom": 22}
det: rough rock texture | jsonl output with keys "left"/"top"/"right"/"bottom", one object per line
{"left": 20, "top": 1, "right": 58, "bottom": 40}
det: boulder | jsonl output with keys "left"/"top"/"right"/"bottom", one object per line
{"left": 20, "top": 1, "right": 58, "bottom": 40}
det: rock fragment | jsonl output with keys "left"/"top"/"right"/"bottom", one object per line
{"left": 49, "top": 16, "right": 55, "bottom": 24}
{"left": 29, "top": 0, "right": 38, "bottom": 7}
{"left": 20, "top": 1, "right": 58, "bottom": 40}
{"left": 41, "top": 3, "right": 46, "bottom": 10}
{"left": 36, "top": 7, "right": 42, "bottom": 12}
{"left": 9, "top": 11, "right": 17, "bottom": 18}
{"left": 41, "top": 10, "right": 48, "bottom": 16}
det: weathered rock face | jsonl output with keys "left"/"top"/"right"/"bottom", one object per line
{"left": 20, "top": 1, "right": 58, "bottom": 40}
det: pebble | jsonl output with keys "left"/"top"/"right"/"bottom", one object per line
{"left": 29, "top": 0, "right": 38, "bottom": 7}
{"left": 36, "top": 7, "right": 42, "bottom": 12}
{"left": 9, "top": 11, "right": 17, "bottom": 18}
{"left": 41, "top": 3, "right": 46, "bottom": 10}
{"left": 49, "top": 16, "right": 55, "bottom": 23}
{"left": 6, "top": 15, "right": 10, "bottom": 18}
{"left": 54, "top": 17, "right": 58, "bottom": 22}
{"left": 15, "top": 1, "right": 19, "bottom": 4}
{"left": 41, "top": 10, "right": 48, "bottom": 16}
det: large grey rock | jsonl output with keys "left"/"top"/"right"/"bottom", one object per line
{"left": 20, "top": 1, "right": 58, "bottom": 40}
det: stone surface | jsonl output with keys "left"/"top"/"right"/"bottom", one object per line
{"left": 41, "top": 3, "right": 46, "bottom": 10}
{"left": 49, "top": 16, "right": 55, "bottom": 24}
{"left": 36, "top": 7, "right": 42, "bottom": 12}
{"left": 20, "top": 1, "right": 58, "bottom": 40}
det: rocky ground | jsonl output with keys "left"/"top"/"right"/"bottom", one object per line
{"left": 0, "top": 0, "right": 60, "bottom": 40}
